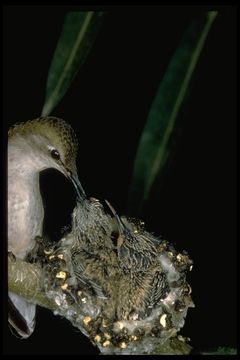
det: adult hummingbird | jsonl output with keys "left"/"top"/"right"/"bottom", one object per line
{"left": 8, "top": 116, "right": 85, "bottom": 338}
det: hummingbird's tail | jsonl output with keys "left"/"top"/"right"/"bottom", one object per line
{"left": 8, "top": 292, "right": 36, "bottom": 338}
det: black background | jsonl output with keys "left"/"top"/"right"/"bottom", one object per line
{"left": 3, "top": 5, "right": 237, "bottom": 355}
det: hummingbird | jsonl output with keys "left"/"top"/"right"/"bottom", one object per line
{"left": 8, "top": 116, "right": 85, "bottom": 338}
{"left": 67, "top": 197, "right": 120, "bottom": 313}
{"left": 46, "top": 195, "right": 123, "bottom": 324}
{"left": 109, "top": 211, "right": 163, "bottom": 320}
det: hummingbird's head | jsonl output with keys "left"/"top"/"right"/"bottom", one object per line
{"left": 8, "top": 116, "right": 86, "bottom": 199}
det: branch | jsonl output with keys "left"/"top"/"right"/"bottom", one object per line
{"left": 8, "top": 255, "right": 57, "bottom": 311}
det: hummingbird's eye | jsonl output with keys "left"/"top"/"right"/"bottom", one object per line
{"left": 50, "top": 149, "right": 60, "bottom": 160}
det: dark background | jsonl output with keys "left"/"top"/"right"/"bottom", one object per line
{"left": 3, "top": 5, "right": 237, "bottom": 355}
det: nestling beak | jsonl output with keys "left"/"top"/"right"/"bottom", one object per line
{"left": 105, "top": 199, "right": 126, "bottom": 235}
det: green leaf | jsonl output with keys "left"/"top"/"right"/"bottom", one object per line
{"left": 42, "top": 11, "right": 105, "bottom": 116}
{"left": 128, "top": 11, "right": 217, "bottom": 215}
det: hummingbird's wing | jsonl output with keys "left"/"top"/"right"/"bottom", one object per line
{"left": 86, "top": 279, "right": 109, "bottom": 299}
{"left": 74, "top": 270, "right": 109, "bottom": 300}
{"left": 8, "top": 292, "right": 36, "bottom": 338}
{"left": 147, "top": 271, "right": 169, "bottom": 308}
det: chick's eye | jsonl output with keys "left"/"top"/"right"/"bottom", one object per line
{"left": 51, "top": 149, "right": 60, "bottom": 160}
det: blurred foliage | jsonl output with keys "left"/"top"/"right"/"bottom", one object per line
{"left": 42, "top": 11, "right": 105, "bottom": 116}
{"left": 127, "top": 11, "right": 217, "bottom": 215}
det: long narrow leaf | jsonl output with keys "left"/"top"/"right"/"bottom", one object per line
{"left": 42, "top": 11, "right": 105, "bottom": 116}
{"left": 128, "top": 11, "right": 217, "bottom": 215}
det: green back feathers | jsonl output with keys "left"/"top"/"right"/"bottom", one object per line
{"left": 8, "top": 116, "right": 78, "bottom": 166}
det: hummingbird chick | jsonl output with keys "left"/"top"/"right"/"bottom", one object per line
{"left": 115, "top": 215, "right": 159, "bottom": 270}
{"left": 8, "top": 116, "right": 85, "bottom": 338}
{"left": 57, "top": 196, "right": 121, "bottom": 318}
{"left": 110, "top": 214, "right": 167, "bottom": 320}
{"left": 72, "top": 197, "right": 116, "bottom": 250}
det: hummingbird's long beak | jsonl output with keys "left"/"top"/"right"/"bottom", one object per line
{"left": 67, "top": 170, "right": 86, "bottom": 201}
